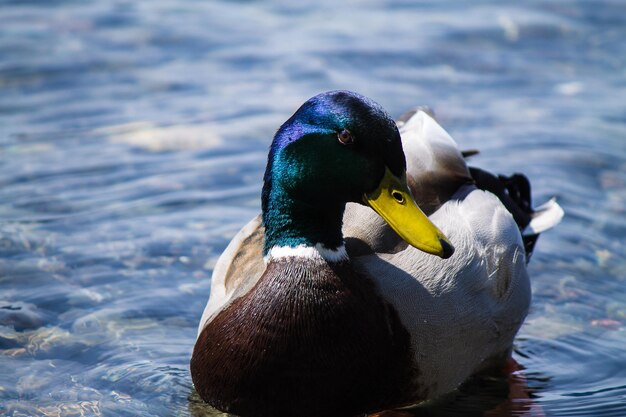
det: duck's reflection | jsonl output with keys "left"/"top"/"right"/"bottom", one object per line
{"left": 188, "top": 357, "right": 549, "bottom": 417}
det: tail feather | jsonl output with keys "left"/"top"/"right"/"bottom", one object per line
{"left": 523, "top": 198, "right": 564, "bottom": 236}
{"left": 468, "top": 167, "right": 563, "bottom": 261}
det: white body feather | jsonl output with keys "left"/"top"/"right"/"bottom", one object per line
{"left": 349, "top": 188, "right": 530, "bottom": 397}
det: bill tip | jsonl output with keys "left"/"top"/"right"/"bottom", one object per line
{"left": 439, "top": 238, "right": 455, "bottom": 259}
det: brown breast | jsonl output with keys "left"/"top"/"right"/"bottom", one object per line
{"left": 191, "top": 258, "right": 420, "bottom": 417}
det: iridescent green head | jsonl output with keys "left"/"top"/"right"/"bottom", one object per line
{"left": 262, "top": 90, "right": 453, "bottom": 259}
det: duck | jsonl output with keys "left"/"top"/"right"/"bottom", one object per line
{"left": 190, "top": 90, "right": 563, "bottom": 417}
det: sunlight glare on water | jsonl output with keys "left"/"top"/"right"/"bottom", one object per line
{"left": 1, "top": 1, "right": 625, "bottom": 416}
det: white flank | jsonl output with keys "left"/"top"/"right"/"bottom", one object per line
{"left": 523, "top": 198, "right": 565, "bottom": 235}
{"left": 265, "top": 243, "right": 348, "bottom": 263}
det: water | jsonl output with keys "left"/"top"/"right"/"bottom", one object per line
{"left": 1, "top": 1, "right": 625, "bottom": 416}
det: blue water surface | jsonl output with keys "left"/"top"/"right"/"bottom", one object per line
{"left": 1, "top": 1, "right": 625, "bottom": 416}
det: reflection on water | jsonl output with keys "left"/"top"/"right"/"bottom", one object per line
{"left": 1, "top": 1, "right": 625, "bottom": 416}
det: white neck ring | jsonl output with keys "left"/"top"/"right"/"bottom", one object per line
{"left": 265, "top": 243, "right": 348, "bottom": 264}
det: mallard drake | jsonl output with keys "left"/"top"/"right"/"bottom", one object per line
{"left": 190, "top": 91, "right": 563, "bottom": 417}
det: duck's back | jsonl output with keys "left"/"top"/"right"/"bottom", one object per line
{"left": 349, "top": 186, "right": 531, "bottom": 399}
{"left": 344, "top": 110, "right": 532, "bottom": 397}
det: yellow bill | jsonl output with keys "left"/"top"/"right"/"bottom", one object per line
{"left": 364, "top": 167, "right": 454, "bottom": 259}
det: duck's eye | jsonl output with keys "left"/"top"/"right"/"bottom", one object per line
{"left": 337, "top": 129, "right": 354, "bottom": 145}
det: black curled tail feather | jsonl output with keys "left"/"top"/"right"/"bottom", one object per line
{"left": 468, "top": 167, "right": 540, "bottom": 261}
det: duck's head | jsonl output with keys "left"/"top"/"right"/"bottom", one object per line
{"left": 262, "top": 90, "right": 453, "bottom": 259}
